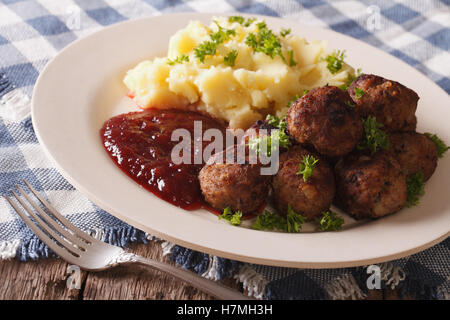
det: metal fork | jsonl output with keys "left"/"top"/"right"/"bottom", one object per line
{"left": 6, "top": 180, "right": 251, "bottom": 300}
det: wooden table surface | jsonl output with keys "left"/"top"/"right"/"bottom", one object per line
{"left": 0, "top": 241, "right": 406, "bottom": 300}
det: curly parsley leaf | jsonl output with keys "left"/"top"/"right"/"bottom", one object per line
{"left": 194, "top": 41, "right": 217, "bottom": 63}
{"left": 406, "top": 171, "right": 425, "bottom": 207}
{"left": 354, "top": 87, "right": 366, "bottom": 99}
{"left": 287, "top": 94, "right": 301, "bottom": 108}
{"left": 280, "top": 28, "right": 291, "bottom": 37}
{"left": 228, "top": 16, "right": 245, "bottom": 24}
{"left": 358, "top": 116, "right": 390, "bottom": 155}
{"left": 316, "top": 210, "right": 345, "bottom": 231}
{"left": 245, "top": 22, "right": 284, "bottom": 60}
{"left": 223, "top": 50, "right": 238, "bottom": 67}
{"left": 252, "top": 210, "right": 287, "bottom": 231}
{"left": 296, "top": 155, "right": 319, "bottom": 182}
{"left": 321, "top": 50, "right": 346, "bottom": 74}
{"left": 425, "top": 133, "right": 449, "bottom": 158}
{"left": 286, "top": 204, "right": 306, "bottom": 233}
{"left": 167, "top": 54, "right": 189, "bottom": 65}
{"left": 339, "top": 68, "right": 362, "bottom": 91}
{"left": 219, "top": 207, "right": 243, "bottom": 226}
{"left": 248, "top": 128, "right": 290, "bottom": 156}
{"left": 287, "top": 49, "right": 297, "bottom": 67}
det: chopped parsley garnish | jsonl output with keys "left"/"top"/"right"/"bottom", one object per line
{"left": 248, "top": 114, "right": 290, "bottom": 156}
{"left": 194, "top": 22, "right": 236, "bottom": 63}
{"left": 301, "top": 89, "right": 310, "bottom": 97}
{"left": 296, "top": 155, "right": 319, "bottom": 182}
{"left": 243, "top": 18, "right": 256, "bottom": 27}
{"left": 288, "top": 49, "right": 297, "bottom": 66}
{"left": 358, "top": 116, "right": 390, "bottom": 155}
{"left": 316, "top": 210, "right": 345, "bottom": 231}
{"left": 354, "top": 87, "right": 366, "bottom": 99}
{"left": 425, "top": 133, "right": 449, "bottom": 158}
{"left": 167, "top": 54, "right": 189, "bottom": 65}
{"left": 321, "top": 50, "right": 346, "bottom": 74}
{"left": 228, "top": 16, "right": 245, "bottom": 24}
{"left": 194, "top": 41, "right": 217, "bottom": 63}
{"left": 245, "top": 22, "right": 284, "bottom": 60}
{"left": 223, "top": 50, "right": 238, "bottom": 67}
{"left": 252, "top": 210, "right": 287, "bottom": 231}
{"left": 280, "top": 28, "right": 291, "bottom": 37}
{"left": 252, "top": 205, "right": 306, "bottom": 233}
{"left": 286, "top": 204, "right": 306, "bottom": 233}
{"left": 219, "top": 206, "right": 243, "bottom": 226}
{"left": 406, "top": 171, "right": 425, "bottom": 207}
{"left": 339, "top": 68, "right": 362, "bottom": 91}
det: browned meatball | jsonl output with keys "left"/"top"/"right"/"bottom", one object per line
{"left": 199, "top": 145, "right": 271, "bottom": 214}
{"left": 286, "top": 86, "right": 363, "bottom": 158}
{"left": 335, "top": 151, "right": 407, "bottom": 220}
{"left": 272, "top": 146, "right": 335, "bottom": 220}
{"left": 388, "top": 132, "right": 438, "bottom": 181}
{"left": 348, "top": 74, "right": 419, "bottom": 132}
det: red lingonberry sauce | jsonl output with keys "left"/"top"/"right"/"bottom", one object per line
{"left": 100, "top": 109, "right": 225, "bottom": 210}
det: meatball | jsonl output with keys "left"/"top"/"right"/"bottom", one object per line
{"left": 199, "top": 145, "right": 271, "bottom": 214}
{"left": 348, "top": 74, "right": 419, "bottom": 132}
{"left": 388, "top": 132, "right": 438, "bottom": 181}
{"left": 335, "top": 151, "right": 407, "bottom": 220}
{"left": 272, "top": 146, "right": 335, "bottom": 220}
{"left": 286, "top": 86, "right": 363, "bottom": 158}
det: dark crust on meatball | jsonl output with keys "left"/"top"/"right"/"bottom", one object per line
{"left": 388, "top": 132, "right": 438, "bottom": 181}
{"left": 272, "top": 145, "right": 335, "bottom": 220}
{"left": 335, "top": 151, "right": 407, "bottom": 220}
{"left": 348, "top": 74, "right": 419, "bottom": 132}
{"left": 286, "top": 86, "right": 363, "bottom": 158}
{"left": 199, "top": 145, "right": 271, "bottom": 214}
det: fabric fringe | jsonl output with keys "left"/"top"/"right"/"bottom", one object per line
{"left": 14, "top": 225, "right": 147, "bottom": 261}
{"left": 324, "top": 273, "right": 367, "bottom": 300}
{"left": 0, "top": 239, "right": 21, "bottom": 260}
{"left": 234, "top": 264, "right": 268, "bottom": 299}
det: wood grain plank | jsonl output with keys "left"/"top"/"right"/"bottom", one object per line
{"left": 0, "top": 256, "right": 86, "bottom": 300}
{"left": 81, "top": 241, "right": 241, "bottom": 300}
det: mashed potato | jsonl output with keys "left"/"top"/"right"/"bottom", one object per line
{"left": 124, "top": 16, "right": 355, "bottom": 129}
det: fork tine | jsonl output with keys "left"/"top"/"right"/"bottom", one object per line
{"left": 5, "top": 195, "right": 80, "bottom": 264}
{"left": 23, "top": 180, "right": 94, "bottom": 243}
{"left": 9, "top": 190, "right": 83, "bottom": 257}
{"left": 16, "top": 185, "right": 87, "bottom": 250}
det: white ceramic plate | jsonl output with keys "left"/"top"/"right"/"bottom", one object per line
{"left": 32, "top": 13, "right": 450, "bottom": 268}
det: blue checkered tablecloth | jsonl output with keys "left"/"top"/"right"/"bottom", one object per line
{"left": 0, "top": 0, "right": 449, "bottom": 300}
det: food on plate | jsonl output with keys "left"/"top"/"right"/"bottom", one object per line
{"left": 334, "top": 151, "right": 407, "bottom": 220}
{"left": 286, "top": 86, "right": 363, "bottom": 158}
{"left": 348, "top": 74, "right": 419, "bottom": 132}
{"left": 123, "top": 16, "right": 355, "bottom": 129}
{"left": 388, "top": 132, "right": 438, "bottom": 181}
{"left": 272, "top": 145, "right": 335, "bottom": 220}
{"left": 199, "top": 145, "right": 271, "bottom": 214}
{"left": 101, "top": 109, "right": 225, "bottom": 209}
{"left": 100, "top": 15, "right": 450, "bottom": 234}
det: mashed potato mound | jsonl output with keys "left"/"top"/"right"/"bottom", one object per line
{"left": 124, "top": 16, "right": 355, "bottom": 129}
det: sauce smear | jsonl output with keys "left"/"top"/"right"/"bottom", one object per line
{"left": 101, "top": 109, "right": 225, "bottom": 209}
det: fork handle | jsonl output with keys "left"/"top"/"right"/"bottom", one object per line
{"left": 124, "top": 255, "right": 253, "bottom": 300}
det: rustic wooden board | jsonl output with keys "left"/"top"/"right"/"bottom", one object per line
{"left": 0, "top": 241, "right": 398, "bottom": 300}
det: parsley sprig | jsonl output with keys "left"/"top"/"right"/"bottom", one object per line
{"left": 252, "top": 205, "right": 306, "bottom": 233}
{"left": 316, "top": 211, "right": 345, "bottom": 231}
{"left": 321, "top": 50, "right": 346, "bottom": 74}
{"left": 425, "top": 133, "right": 449, "bottom": 158}
{"left": 280, "top": 28, "right": 291, "bottom": 37}
{"left": 354, "top": 87, "right": 365, "bottom": 99}
{"left": 167, "top": 54, "right": 189, "bottom": 65}
{"left": 248, "top": 114, "right": 291, "bottom": 156}
{"left": 296, "top": 155, "right": 319, "bottom": 182}
{"left": 223, "top": 50, "right": 238, "bottom": 67}
{"left": 406, "top": 171, "right": 425, "bottom": 207}
{"left": 358, "top": 116, "right": 390, "bottom": 155}
{"left": 194, "top": 22, "right": 236, "bottom": 63}
{"left": 339, "top": 68, "right": 362, "bottom": 91}
{"left": 228, "top": 16, "right": 256, "bottom": 27}
{"left": 219, "top": 207, "right": 243, "bottom": 226}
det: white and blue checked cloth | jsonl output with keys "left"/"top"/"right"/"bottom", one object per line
{"left": 0, "top": 0, "right": 449, "bottom": 300}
